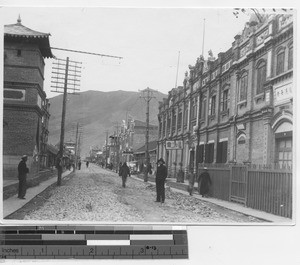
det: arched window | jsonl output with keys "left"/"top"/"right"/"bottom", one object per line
{"left": 257, "top": 61, "right": 266, "bottom": 94}
{"left": 239, "top": 73, "right": 248, "bottom": 102}
{"left": 276, "top": 48, "right": 285, "bottom": 75}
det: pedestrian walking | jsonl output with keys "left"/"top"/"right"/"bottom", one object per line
{"left": 198, "top": 167, "right": 212, "bottom": 197}
{"left": 86, "top": 161, "right": 89, "bottom": 168}
{"left": 187, "top": 167, "right": 196, "bottom": 196}
{"left": 120, "top": 162, "right": 130, "bottom": 188}
{"left": 155, "top": 158, "right": 168, "bottom": 203}
{"left": 78, "top": 160, "right": 82, "bottom": 170}
{"left": 17, "top": 155, "right": 29, "bottom": 199}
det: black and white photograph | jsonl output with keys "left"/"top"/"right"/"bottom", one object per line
{"left": 1, "top": 1, "right": 300, "bottom": 264}
{"left": 1, "top": 6, "right": 295, "bottom": 224}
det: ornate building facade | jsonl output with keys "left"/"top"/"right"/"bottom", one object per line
{"left": 157, "top": 14, "right": 293, "bottom": 174}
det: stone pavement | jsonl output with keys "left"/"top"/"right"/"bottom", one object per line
{"left": 3, "top": 170, "right": 73, "bottom": 219}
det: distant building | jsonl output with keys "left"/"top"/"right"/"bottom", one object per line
{"left": 3, "top": 16, "right": 54, "bottom": 179}
{"left": 117, "top": 118, "right": 158, "bottom": 163}
{"left": 133, "top": 140, "right": 157, "bottom": 173}
{"left": 158, "top": 14, "right": 293, "bottom": 173}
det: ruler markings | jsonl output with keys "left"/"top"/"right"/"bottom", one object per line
{"left": 0, "top": 226, "right": 187, "bottom": 259}
{"left": 130, "top": 234, "right": 173, "bottom": 240}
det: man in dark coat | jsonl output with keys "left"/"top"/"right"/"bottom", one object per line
{"left": 120, "top": 162, "right": 130, "bottom": 188}
{"left": 155, "top": 158, "right": 168, "bottom": 203}
{"left": 18, "top": 155, "right": 29, "bottom": 199}
{"left": 198, "top": 167, "right": 212, "bottom": 197}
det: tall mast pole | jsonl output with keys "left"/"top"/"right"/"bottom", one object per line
{"left": 202, "top": 19, "right": 206, "bottom": 57}
{"left": 57, "top": 57, "right": 69, "bottom": 186}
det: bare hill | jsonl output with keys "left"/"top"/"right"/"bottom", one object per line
{"left": 48, "top": 90, "right": 167, "bottom": 157}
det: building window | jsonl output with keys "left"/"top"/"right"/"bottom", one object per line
{"left": 17, "top": 49, "right": 22, "bottom": 57}
{"left": 192, "top": 99, "right": 197, "bottom": 119}
{"left": 197, "top": 144, "right": 204, "bottom": 164}
{"left": 205, "top": 143, "right": 214, "bottom": 163}
{"left": 257, "top": 62, "right": 266, "bottom": 95}
{"left": 221, "top": 89, "right": 229, "bottom": 112}
{"left": 167, "top": 117, "right": 171, "bottom": 135}
{"left": 209, "top": 95, "right": 216, "bottom": 115}
{"left": 216, "top": 141, "right": 228, "bottom": 163}
{"left": 288, "top": 46, "right": 293, "bottom": 70}
{"left": 276, "top": 50, "right": 285, "bottom": 75}
{"left": 178, "top": 111, "right": 182, "bottom": 130}
{"left": 184, "top": 104, "right": 188, "bottom": 126}
{"left": 200, "top": 98, "right": 206, "bottom": 119}
{"left": 159, "top": 121, "right": 162, "bottom": 137}
{"left": 276, "top": 137, "right": 292, "bottom": 168}
{"left": 239, "top": 74, "right": 248, "bottom": 102}
{"left": 172, "top": 112, "right": 176, "bottom": 132}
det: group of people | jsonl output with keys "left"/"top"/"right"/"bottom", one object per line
{"left": 16, "top": 153, "right": 211, "bottom": 204}
{"left": 154, "top": 158, "right": 212, "bottom": 203}
{"left": 187, "top": 167, "right": 212, "bottom": 197}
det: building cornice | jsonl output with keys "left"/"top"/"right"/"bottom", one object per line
{"left": 4, "top": 102, "right": 44, "bottom": 117}
{"left": 4, "top": 80, "right": 47, "bottom": 99}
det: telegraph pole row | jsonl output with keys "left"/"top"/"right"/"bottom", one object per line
{"left": 140, "top": 87, "right": 157, "bottom": 182}
{"left": 50, "top": 47, "right": 122, "bottom": 186}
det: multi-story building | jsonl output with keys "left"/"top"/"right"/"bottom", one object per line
{"left": 158, "top": 13, "right": 293, "bottom": 173}
{"left": 3, "top": 16, "right": 54, "bottom": 179}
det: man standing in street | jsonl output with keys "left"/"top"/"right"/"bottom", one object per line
{"left": 18, "top": 155, "right": 29, "bottom": 199}
{"left": 198, "top": 167, "right": 212, "bottom": 197}
{"left": 120, "top": 162, "right": 130, "bottom": 188}
{"left": 155, "top": 158, "right": 168, "bottom": 203}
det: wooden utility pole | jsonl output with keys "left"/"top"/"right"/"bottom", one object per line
{"left": 51, "top": 57, "right": 81, "bottom": 186}
{"left": 74, "top": 122, "right": 79, "bottom": 171}
{"left": 114, "top": 122, "right": 120, "bottom": 172}
{"left": 140, "top": 87, "right": 156, "bottom": 182}
{"left": 104, "top": 130, "right": 109, "bottom": 167}
{"left": 58, "top": 57, "right": 69, "bottom": 185}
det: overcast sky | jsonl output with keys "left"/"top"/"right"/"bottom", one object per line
{"left": 1, "top": 6, "right": 256, "bottom": 98}
{"left": 1, "top": 5, "right": 293, "bottom": 99}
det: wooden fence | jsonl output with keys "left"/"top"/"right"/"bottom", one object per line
{"left": 198, "top": 163, "right": 293, "bottom": 219}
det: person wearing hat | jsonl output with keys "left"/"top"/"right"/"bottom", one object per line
{"left": 155, "top": 158, "right": 168, "bottom": 203}
{"left": 17, "top": 155, "right": 29, "bottom": 199}
{"left": 198, "top": 167, "right": 212, "bottom": 197}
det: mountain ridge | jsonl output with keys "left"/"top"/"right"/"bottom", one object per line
{"left": 48, "top": 89, "right": 167, "bottom": 157}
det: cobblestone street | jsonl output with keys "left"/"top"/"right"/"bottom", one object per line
{"left": 20, "top": 164, "right": 262, "bottom": 223}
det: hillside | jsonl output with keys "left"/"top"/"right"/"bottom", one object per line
{"left": 48, "top": 90, "right": 167, "bottom": 157}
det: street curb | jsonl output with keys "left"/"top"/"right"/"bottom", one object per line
{"left": 3, "top": 169, "right": 60, "bottom": 200}
{"left": 3, "top": 171, "right": 74, "bottom": 219}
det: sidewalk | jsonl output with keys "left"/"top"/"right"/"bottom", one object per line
{"left": 130, "top": 174, "right": 291, "bottom": 224}
{"left": 3, "top": 170, "right": 72, "bottom": 219}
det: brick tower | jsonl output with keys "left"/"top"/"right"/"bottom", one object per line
{"left": 3, "top": 16, "right": 54, "bottom": 179}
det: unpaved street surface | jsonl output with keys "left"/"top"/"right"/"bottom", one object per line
{"left": 21, "top": 164, "right": 263, "bottom": 223}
